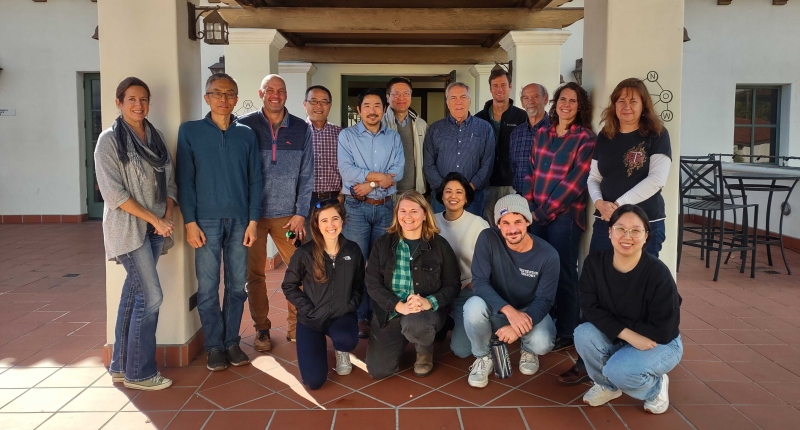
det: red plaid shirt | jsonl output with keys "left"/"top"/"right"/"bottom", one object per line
{"left": 307, "top": 119, "right": 343, "bottom": 193}
{"left": 523, "top": 123, "right": 596, "bottom": 229}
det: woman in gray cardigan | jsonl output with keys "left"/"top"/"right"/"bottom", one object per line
{"left": 94, "top": 77, "right": 178, "bottom": 391}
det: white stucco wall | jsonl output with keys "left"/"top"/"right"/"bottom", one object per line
{"left": 0, "top": 0, "right": 99, "bottom": 216}
{"left": 560, "top": 0, "right": 584, "bottom": 88}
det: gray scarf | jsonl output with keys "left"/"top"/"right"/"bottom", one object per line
{"left": 113, "top": 116, "right": 169, "bottom": 202}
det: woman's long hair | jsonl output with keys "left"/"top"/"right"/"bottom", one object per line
{"left": 387, "top": 191, "right": 440, "bottom": 241}
{"left": 599, "top": 78, "right": 663, "bottom": 139}
{"left": 548, "top": 82, "right": 593, "bottom": 130}
{"left": 309, "top": 199, "right": 346, "bottom": 283}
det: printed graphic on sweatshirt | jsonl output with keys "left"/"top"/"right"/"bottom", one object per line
{"left": 624, "top": 141, "right": 647, "bottom": 177}
{"left": 519, "top": 268, "right": 539, "bottom": 278}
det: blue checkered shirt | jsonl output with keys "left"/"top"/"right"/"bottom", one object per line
{"left": 509, "top": 115, "right": 550, "bottom": 193}
{"left": 422, "top": 114, "right": 495, "bottom": 191}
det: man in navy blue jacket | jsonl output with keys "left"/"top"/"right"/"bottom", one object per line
{"left": 452, "top": 194, "right": 559, "bottom": 389}
{"left": 177, "top": 73, "right": 262, "bottom": 372}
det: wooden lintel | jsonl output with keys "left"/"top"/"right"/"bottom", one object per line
{"left": 278, "top": 46, "right": 508, "bottom": 65}
{"left": 279, "top": 31, "right": 305, "bottom": 47}
{"left": 773, "top": 0, "right": 788, "bottom": 5}
{"left": 481, "top": 32, "right": 507, "bottom": 49}
{"left": 219, "top": 7, "right": 584, "bottom": 32}
{"left": 717, "top": 0, "right": 732, "bottom": 5}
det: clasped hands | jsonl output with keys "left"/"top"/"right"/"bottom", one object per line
{"left": 595, "top": 199, "right": 619, "bottom": 221}
{"left": 394, "top": 294, "right": 433, "bottom": 315}
{"left": 496, "top": 305, "right": 534, "bottom": 344}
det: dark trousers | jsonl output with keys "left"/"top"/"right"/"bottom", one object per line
{"left": 528, "top": 213, "right": 582, "bottom": 339}
{"left": 296, "top": 313, "right": 359, "bottom": 390}
{"left": 366, "top": 310, "right": 447, "bottom": 379}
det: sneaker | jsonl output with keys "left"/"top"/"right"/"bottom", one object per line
{"left": 519, "top": 350, "right": 540, "bottom": 375}
{"left": 552, "top": 337, "right": 575, "bottom": 352}
{"left": 644, "top": 374, "right": 670, "bottom": 414}
{"left": 413, "top": 353, "right": 434, "bottom": 377}
{"left": 254, "top": 330, "right": 272, "bottom": 352}
{"left": 110, "top": 371, "right": 125, "bottom": 383}
{"left": 123, "top": 372, "right": 173, "bottom": 391}
{"left": 334, "top": 350, "right": 352, "bottom": 376}
{"left": 207, "top": 350, "right": 228, "bottom": 372}
{"left": 557, "top": 363, "right": 591, "bottom": 385}
{"left": 226, "top": 345, "right": 250, "bottom": 367}
{"left": 583, "top": 383, "right": 622, "bottom": 407}
{"left": 357, "top": 321, "right": 370, "bottom": 339}
{"left": 468, "top": 355, "right": 494, "bottom": 388}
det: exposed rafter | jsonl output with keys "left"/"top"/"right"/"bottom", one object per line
{"left": 279, "top": 30, "right": 305, "bottom": 47}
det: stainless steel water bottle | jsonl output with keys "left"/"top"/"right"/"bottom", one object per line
{"left": 490, "top": 336, "right": 512, "bottom": 379}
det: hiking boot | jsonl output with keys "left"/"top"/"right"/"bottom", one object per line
{"left": 357, "top": 321, "right": 370, "bottom": 339}
{"left": 644, "top": 374, "right": 670, "bottom": 414}
{"left": 468, "top": 355, "right": 493, "bottom": 388}
{"left": 413, "top": 353, "right": 434, "bottom": 377}
{"left": 254, "top": 330, "right": 272, "bottom": 352}
{"left": 552, "top": 337, "right": 575, "bottom": 352}
{"left": 110, "top": 371, "right": 125, "bottom": 383}
{"left": 226, "top": 345, "right": 250, "bottom": 367}
{"left": 335, "top": 350, "right": 352, "bottom": 376}
{"left": 519, "top": 350, "right": 540, "bottom": 375}
{"left": 557, "top": 363, "right": 590, "bottom": 385}
{"left": 583, "top": 383, "right": 622, "bottom": 407}
{"left": 207, "top": 350, "right": 228, "bottom": 372}
{"left": 123, "top": 372, "right": 173, "bottom": 391}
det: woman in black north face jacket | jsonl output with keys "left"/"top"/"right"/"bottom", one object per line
{"left": 281, "top": 198, "right": 364, "bottom": 390}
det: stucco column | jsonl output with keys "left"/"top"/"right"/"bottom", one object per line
{"left": 583, "top": 0, "right": 684, "bottom": 274}
{"left": 98, "top": 0, "right": 202, "bottom": 365}
{"left": 279, "top": 62, "right": 318, "bottom": 118}
{"left": 500, "top": 30, "right": 571, "bottom": 102}
{"left": 225, "top": 28, "right": 287, "bottom": 266}
{"left": 469, "top": 63, "right": 495, "bottom": 113}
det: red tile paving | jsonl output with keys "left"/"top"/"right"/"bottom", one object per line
{"left": 1, "top": 222, "right": 800, "bottom": 429}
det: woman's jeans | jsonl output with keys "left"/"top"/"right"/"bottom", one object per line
{"left": 574, "top": 322, "right": 683, "bottom": 401}
{"left": 296, "top": 313, "right": 359, "bottom": 390}
{"left": 110, "top": 227, "right": 165, "bottom": 382}
{"left": 590, "top": 218, "right": 666, "bottom": 258}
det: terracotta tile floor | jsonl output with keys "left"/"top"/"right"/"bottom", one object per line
{"left": 2, "top": 222, "right": 800, "bottom": 429}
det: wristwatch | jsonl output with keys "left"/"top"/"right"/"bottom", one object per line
{"left": 369, "top": 181, "right": 377, "bottom": 188}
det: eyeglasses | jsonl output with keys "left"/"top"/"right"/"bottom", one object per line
{"left": 612, "top": 226, "right": 646, "bottom": 239}
{"left": 206, "top": 91, "right": 237, "bottom": 100}
{"left": 315, "top": 198, "right": 340, "bottom": 209}
{"left": 305, "top": 100, "right": 331, "bottom": 106}
{"left": 389, "top": 92, "right": 412, "bottom": 99}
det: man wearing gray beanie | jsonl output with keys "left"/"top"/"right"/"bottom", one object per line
{"left": 451, "top": 194, "right": 560, "bottom": 388}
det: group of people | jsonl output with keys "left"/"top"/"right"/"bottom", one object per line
{"left": 96, "top": 69, "right": 682, "bottom": 415}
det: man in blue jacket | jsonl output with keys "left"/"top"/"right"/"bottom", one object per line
{"left": 453, "top": 194, "right": 559, "bottom": 388}
{"left": 177, "top": 73, "right": 262, "bottom": 372}
{"left": 238, "top": 74, "right": 314, "bottom": 349}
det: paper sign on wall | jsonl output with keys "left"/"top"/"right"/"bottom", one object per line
{"left": 0, "top": 109, "right": 16, "bottom": 116}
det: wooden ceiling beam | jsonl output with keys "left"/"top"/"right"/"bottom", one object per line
{"left": 717, "top": 1, "right": 732, "bottom": 5}
{"left": 773, "top": 0, "right": 788, "bottom": 5}
{"left": 279, "top": 31, "right": 305, "bottom": 47}
{"left": 279, "top": 46, "right": 508, "bottom": 64}
{"left": 219, "top": 7, "right": 584, "bottom": 32}
{"left": 481, "top": 32, "right": 508, "bottom": 48}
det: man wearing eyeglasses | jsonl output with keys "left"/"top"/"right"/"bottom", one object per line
{"left": 238, "top": 74, "right": 314, "bottom": 349}
{"left": 303, "top": 85, "right": 343, "bottom": 231}
{"left": 176, "top": 73, "right": 262, "bottom": 371}
{"left": 382, "top": 77, "right": 428, "bottom": 196}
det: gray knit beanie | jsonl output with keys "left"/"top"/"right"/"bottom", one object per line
{"left": 494, "top": 194, "right": 533, "bottom": 224}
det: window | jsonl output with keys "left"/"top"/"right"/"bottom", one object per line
{"left": 733, "top": 86, "right": 780, "bottom": 163}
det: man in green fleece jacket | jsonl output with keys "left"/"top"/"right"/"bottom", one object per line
{"left": 176, "top": 74, "right": 262, "bottom": 372}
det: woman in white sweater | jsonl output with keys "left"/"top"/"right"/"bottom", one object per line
{"left": 433, "top": 172, "right": 490, "bottom": 357}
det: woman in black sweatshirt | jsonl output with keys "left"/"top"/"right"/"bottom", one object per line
{"left": 575, "top": 205, "right": 682, "bottom": 415}
{"left": 281, "top": 198, "right": 364, "bottom": 390}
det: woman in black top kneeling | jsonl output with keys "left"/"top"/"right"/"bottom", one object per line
{"left": 575, "top": 205, "right": 682, "bottom": 415}
{"left": 365, "top": 191, "right": 461, "bottom": 379}
{"left": 281, "top": 198, "right": 364, "bottom": 390}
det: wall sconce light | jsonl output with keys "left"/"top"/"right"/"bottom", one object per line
{"left": 572, "top": 58, "right": 583, "bottom": 86}
{"left": 188, "top": 2, "right": 229, "bottom": 45}
{"left": 208, "top": 56, "right": 225, "bottom": 75}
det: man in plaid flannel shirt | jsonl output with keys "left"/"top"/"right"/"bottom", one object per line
{"left": 303, "top": 85, "right": 343, "bottom": 225}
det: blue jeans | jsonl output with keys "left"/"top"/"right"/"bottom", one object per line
{"left": 574, "top": 322, "right": 683, "bottom": 401}
{"left": 449, "top": 287, "right": 475, "bottom": 357}
{"left": 590, "top": 218, "right": 666, "bottom": 258}
{"left": 431, "top": 188, "right": 485, "bottom": 219}
{"left": 110, "top": 226, "right": 165, "bottom": 382}
{"left": 296, "top": 313, "right": 359, "bottom": 390}
{"left": 456, "top": 295, "right": 556, "bottom": 358}
{"left": 195, "top": 218, "right": 250, "bottom": 352}
{"left": 342, "top": 196, "right": 394, "bottom": 322}
{"left": 528, "top": 214, "right": 582, "bottom": 339}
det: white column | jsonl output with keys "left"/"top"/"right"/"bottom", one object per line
{"left": 500, "top": 30, "right": 571, "bottom": 102}
{"left": 469, "top": 64, "right": 495, "bottom": 114}
{"left": 583, "top": 0, "right": 684, "bottom": 274}
{"left": 225, "top": 28, "right": 287, "bottom": 263}
{"left": 279, "top": 62, "right": 318, "bottom": 118}
{"left": 98, "top": 0, "right": 202, "bottom": 351}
